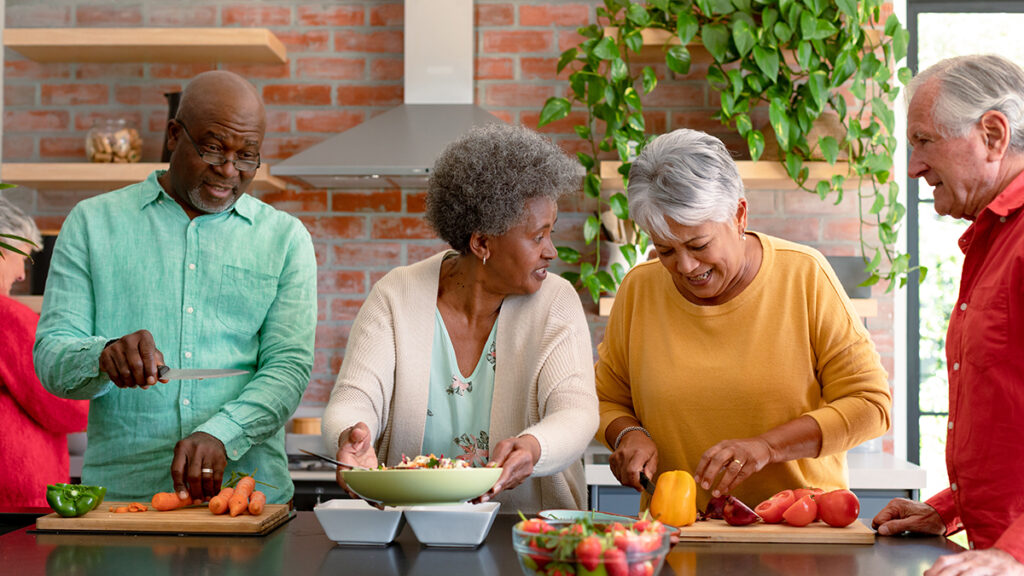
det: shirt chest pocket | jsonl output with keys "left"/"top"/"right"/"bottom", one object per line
{"left": 962, "top": 285, "right": 1009, "bottom": 369}
{"left": 217, "top": 265, "right": 279, "bottom": 335}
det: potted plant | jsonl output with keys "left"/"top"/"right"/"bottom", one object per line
{"left": 540, "top": 0, "right": 913, "bottom": 303}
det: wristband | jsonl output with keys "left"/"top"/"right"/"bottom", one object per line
{"left": 613, "top": 425, "right": 651, "bottom": 450}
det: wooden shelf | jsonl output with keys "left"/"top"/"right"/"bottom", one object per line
{"left": 599, "top": 296, "right": 877, "bottom": 318}
{"left": 601, "top": 160, "right": 850, "bottom": 191}
{"left": 603, "top": 27, "right": 880, "bottom": 47}
{"left": 3, "top": 28, "right": 287, "bottom": 64}
{"left": 1, "top": 163, "right": 286, "bottom": 192}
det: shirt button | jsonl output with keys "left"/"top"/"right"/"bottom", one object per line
{"left": 1000, "top": 217, "right": 1007, "bottom": 223}
{"left": 951, "top": 483, "right": 958, "bottom": 491}
{"left": 953, "top": 362, "right": 960, "bottom": 371}
{"left": 182, "top": 398, "right": 190, "bottom": 406}
{"left": 948, "top": 421, "right": 954, "bottom": 430}
{"left": 185, "top": 351, "right": 192, "bottom": 359}
{"left": 970, "top": 541, "right": 976, "bottom": 549}
{"left": 186, "top": 307, "right": 194, "bottom": 314}
{"left": 188, "top": 263, "right": 196, "bottom": 270}
{"left": 232, "top": 450, "right": 239, "bottom": 457}
{"left": 960, "top": 303, "right": 967, "bottom": 311}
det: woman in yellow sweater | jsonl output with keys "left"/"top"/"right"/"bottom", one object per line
{"left": 597, "top": 129, "right": 891, "bottom": 511}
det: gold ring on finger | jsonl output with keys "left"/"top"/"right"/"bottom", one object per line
{"left": 731, "top": 459, "right": 744, "bottom": 467}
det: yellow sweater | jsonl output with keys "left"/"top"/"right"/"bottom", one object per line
{"left": 596, "top": 233, "right": 891, "bottom": 510}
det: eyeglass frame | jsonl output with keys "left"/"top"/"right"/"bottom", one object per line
{"left": 173, "top": 120, "right": 262, "bottom": 172}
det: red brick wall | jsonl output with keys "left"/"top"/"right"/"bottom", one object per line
{"left": 1, "top": 1, "right": 895, "bottom": 448}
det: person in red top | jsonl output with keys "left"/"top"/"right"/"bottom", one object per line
{"left": 872, "top": 54, "right": 1024, "bottom": 575}
{"left": 0, "top": 196, "right": 89, "bottom": 508}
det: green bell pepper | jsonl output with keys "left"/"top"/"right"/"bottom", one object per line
{"left": 46, "top": 483, "right": 107, "bottom": 518}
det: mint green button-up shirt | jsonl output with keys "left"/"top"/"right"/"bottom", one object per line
{"left": 34, "top": 171, "right": 317, "bottom": 504}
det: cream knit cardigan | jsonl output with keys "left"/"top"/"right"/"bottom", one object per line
{"left": 323, "top": 251, "right": 598, "bottom": 512}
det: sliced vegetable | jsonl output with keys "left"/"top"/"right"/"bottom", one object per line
{"left": 46, "top": 483, "right": 107, "bottom": 518}
{"left": 151, "top": 492, "right": 192, "bottom": 511}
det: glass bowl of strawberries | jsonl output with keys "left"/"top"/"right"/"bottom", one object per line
{"left": 512, "top": 514, "right": 671, "bottom": 576}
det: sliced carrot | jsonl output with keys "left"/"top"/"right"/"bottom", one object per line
{"left": 248, "top": 491, "right": 266, "bottom": 515}
{"left": 109, "top": 506, "right": 118, "bottom": 512}
{"left": 114, "top": 506, "right": 130, "bottom": 513}
{"left": 208, "top": 486, "right": 235, "bottom": 515}
{"left": 128, "top": 502, "right": 148, "bottom": 512}
{"left": 228, "top": 476, "right": 255, "bottom": 517}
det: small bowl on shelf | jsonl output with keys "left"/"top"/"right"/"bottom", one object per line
{"left": 404, "top": 501, "right": 500, "bottom": 548}
{"left": 313, "top": 499, "right": 405, "bottom": 547}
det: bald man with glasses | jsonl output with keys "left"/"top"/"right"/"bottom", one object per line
{"left": 35, "top": 71, "right": 317, "bottom": 507}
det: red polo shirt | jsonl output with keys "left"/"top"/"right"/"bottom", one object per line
{"left": 924, "top": 170, "right": 1024, "bottom": 561}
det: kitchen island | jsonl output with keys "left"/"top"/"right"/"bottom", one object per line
{"left": 0, "top": 512, "right": 962, "bottom": 575}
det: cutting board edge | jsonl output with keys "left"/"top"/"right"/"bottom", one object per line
{"left": 34, "top": 503, "right": 291, "bottom": 536}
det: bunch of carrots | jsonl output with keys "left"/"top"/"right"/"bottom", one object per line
{"left": 148, "top": 473, "right": 268, "bottom": 517}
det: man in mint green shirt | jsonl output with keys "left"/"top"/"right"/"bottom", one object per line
{"left": 34, "top": 71, "right": 316, "bottom": 505}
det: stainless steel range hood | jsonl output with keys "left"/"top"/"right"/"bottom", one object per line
{"left": 273, "top": 0, "right": 503, "bottom": 188}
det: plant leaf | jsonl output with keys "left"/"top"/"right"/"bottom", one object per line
{"left": 732, "top": 19, "right": 756, "bottom": 58}
{"left": 747, "top": 130, "right": 765, "bottom": 161}
{"left": 753, "top": 46, "right": 780, "bottom": 84}
{"left": 609, "top": 192, "right": 629, "bottom": 220}
{"left": 818, "top": 135, "right": 839, "bottom": 165}
{"left": 626, "top": 3, "right": 652, "bottom": 27}
{"left": 642, "top": 66, "right": 658, "bottom": 94}
{"left": 557, "top": 246, "right": 581, "bottom": 264}
{"left": 676, "top": 10, "right": 700, "bottom": 44}
{"left": 557, "top": 48, "right": 578, "bottom": 74}
{"left": 773, "top": 21, "right": 793, "bottom": 43}
{"left": 539, "top": 97, "right": 571, "bottom": 127}
{"left": 666, "top": 45, "right": 692, "bottom": 75}
{"left": 701, "top": 23, "right": 731, "bottom": 63}
{"left": 836, "top": 0, "right": 857, "bottom": 19}
{"left": 593, "top": 37, "right": 621, "bottom": 60}
{"left": 596, "top": 270, "right": 617, "bottom": 293}
{"left": 584, "top": 173, "right": 602, "bottom": 199}
{"left": 611, "top": 57, "right": 629, "bottom": 83}
{"left": 584, "top": 214, "right": 601, "bottom": 244}
{"left": 796, "top": 40, "right": 812, "bottom": 71}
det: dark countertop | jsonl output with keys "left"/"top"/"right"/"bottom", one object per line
{"left": 0, "top": 512, "right": 963, "bottom": 576}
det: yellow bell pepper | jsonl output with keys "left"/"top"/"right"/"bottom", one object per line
{"left": 650, "top": 470, "right": 697, "bottom": 527}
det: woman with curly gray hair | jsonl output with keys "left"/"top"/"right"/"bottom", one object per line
{"left": 323, "top": 123, "right": 599, "bottom": 513}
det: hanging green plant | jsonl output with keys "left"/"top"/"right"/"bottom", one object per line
{"left": 540, "top": 0, "right": 918, "bottom": 303}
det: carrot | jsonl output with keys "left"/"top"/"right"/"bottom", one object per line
{"left": 151, "top": 492, "right": 192, "bottom": 511}
{"left": 228, "top": 476, "right": 255, "bottom": 517}
{"left": 247, "top": 490, "right": 266, "bottom": 515}
{"left": 114, "top": 506, "right": 130, "bottom": 513}
{"left": 129, "top": 502, "right": 148, "bottom": 512}
{"left": 208, "top": 487, "right": 235, "bottom": 515}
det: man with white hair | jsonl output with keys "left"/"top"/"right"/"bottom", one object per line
{"left": 872, "top": 54, "right": 1024, "bottom": 575}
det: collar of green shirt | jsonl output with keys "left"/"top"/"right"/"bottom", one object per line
{"left": 138, "top": 170, "right": 256, "bottom": 225}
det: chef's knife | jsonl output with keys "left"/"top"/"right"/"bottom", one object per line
{"left": 157, "top": 365, "right": 249, "bottom": 381}
{"left": 639, "top": 471, "right": 657, "bottom": 496}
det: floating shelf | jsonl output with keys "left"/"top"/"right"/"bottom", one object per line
{"left": 599, "top": 296, "right": 877, "bottom": 318}
{"left": 3, "top": 28, "right": 287, "bottom": 64}
{"left": 1, "top": 163, "right": 286, "bottom": 192}
{"left": 601, "top": 160, "right": 850, "bottom": 191}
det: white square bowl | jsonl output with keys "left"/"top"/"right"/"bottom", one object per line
{"left": 403, "top": 501, "right": 500, "bottom": 548}
{"left": 313, "top": 499, "right": 405, "bottom": 546}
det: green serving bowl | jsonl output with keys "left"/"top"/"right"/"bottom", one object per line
{"left": 341, "top": 467, "right": 503, "bottom": 507}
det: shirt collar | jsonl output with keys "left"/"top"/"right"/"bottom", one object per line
{"left": 983, "top": 169, "right": 1024, "bottom": 217}
{"left": 138, "top": 170, "right": 255, "bottom": 225}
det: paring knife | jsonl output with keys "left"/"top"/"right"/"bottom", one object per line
{"left": 157, "top": 365, "right": 249, "bottom": 381}
{"left": 639, "top": 471, "right": 657, "bottom": 496}
{"left": 297, "top": 448, "right": 373, "bottom": 471}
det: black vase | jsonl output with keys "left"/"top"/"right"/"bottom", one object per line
{"left": 160, "top": 91, "right": 182, "bottom": 162}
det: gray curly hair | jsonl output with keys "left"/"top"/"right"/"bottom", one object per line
{"left": 908, "top": 54, "right": 1024, "bottom": 152}
{"left": 425, "top": 123, "right": 580, "bottom": 253}
{"left": 0, "top": 195, "right": 42, "bottom": 252}
{"left": 627, "top": 129, "right": 744, "bottom": 240}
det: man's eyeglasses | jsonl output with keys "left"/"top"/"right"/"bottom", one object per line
{"left": 176, "top": 122, "right": 261, "bottom": 172}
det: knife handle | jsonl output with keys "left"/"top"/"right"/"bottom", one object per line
{"left": 157, "top": 365, "right": 169, "bottom": 379}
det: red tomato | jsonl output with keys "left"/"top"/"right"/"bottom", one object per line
{"left": 754, "top": 489, "right": 797, "bottom": 524}
{"left": 782, "top": 495, "right": 818, "bottom": 527}
{"left": 792, "top": 488, "right": 824, "bottom": 500}
{"left": 816, "top": 489, "right": 860, "bottom": 528}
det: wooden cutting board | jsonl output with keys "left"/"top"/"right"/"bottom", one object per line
{"left": 675, "top": 519, "right": 875, "bottom": 544}
{"left": 34, "top": 502, "right": 291, "bottom": 535}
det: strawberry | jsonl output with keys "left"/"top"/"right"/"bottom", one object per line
{"left": 519, "top": 518, "right": 553, "bottom": 534}
{"left": 604, "top": 547, "right": 628, "bottom": 576}
{"left": 575, "top": 535, "right": 603, "bottom": 571}
{"left": 628, "top": 560, "right": 655, "bottom": 576}
{"left": 528, "top": 540, "right": 551, "bottom": 570}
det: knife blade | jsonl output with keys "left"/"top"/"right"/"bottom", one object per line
{"left": 639, "top": 472, "right": 657, "bottom": 496}
{"left": 157, "top": 365, "right": 249, "bottom": 381}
